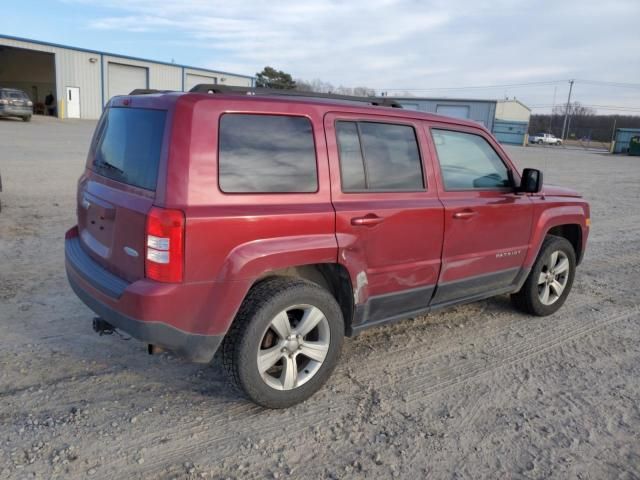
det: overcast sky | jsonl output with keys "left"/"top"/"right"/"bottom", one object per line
{"left": 5, "top": 0, "right": 640, "bottom": 113}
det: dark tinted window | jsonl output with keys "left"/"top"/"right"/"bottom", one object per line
{"left": 92, "top": 107, "right": 166, "bottom": 191}
{"left": 336, "top": 122, "right": 366, "bottom": 190}
{"left": 432, "top": 129, "right": 510, "bottom": 190}
{"left": 336, "top": 121, "right": 424, "bottom": 191}
{"left": 3, "top": 91, "right": 27, "bottom": 99}
{"left": 219, "top": 114, "right": 317, "bottom": 193}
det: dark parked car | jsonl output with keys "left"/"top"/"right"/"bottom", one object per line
{"left": 65, "top": 87, "right": 590, "bottom": 408}
{"left": 0, "top": 88, "right": 33, "bottom": 122}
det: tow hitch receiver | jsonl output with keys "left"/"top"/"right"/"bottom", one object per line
{"left": 92, "top": 317, "right": 115, "bottom": 336}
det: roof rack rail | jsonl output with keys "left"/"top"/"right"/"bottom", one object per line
{"left": 188, "top": 85, "right": 403, "bottom": 108}
{"left": 128, "top": 89, "right": 173, "bottom": 95}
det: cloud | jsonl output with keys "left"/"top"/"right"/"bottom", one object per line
{"left": 71, "top": 0, "right": 640, "bottom": 112}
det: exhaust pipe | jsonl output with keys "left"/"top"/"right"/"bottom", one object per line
{"left": 148, "top": 344, "right": 166, "bottom": 355}
{"left": 92, "top": 317, "right": 114, "bottom": 336}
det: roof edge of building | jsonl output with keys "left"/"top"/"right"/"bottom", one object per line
{"left": 0, "top": 34, "right": 255, "bottom": 80}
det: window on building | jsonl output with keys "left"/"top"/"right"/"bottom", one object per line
{"left": 336, "top": 121, "right": 424, "bottom": 191}
{"left": 431, "top": 129, "right": 510, "bottom": 190}
{"left": 218, "top": 114, "right": 318, "bottom": 193}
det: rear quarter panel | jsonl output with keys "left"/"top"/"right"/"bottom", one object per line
{"left": 163, "top": 96, "right": 338, "bottom": 285}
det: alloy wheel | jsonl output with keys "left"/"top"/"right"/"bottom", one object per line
{"left": 257, "top": 305, "right": 330, "bottom": 391}
{"left": 537, "top": 250, "right": 570, "bottom": 306}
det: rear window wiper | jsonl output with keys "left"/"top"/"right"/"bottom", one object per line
{"left": 95, "top": 159, "right": 124, "bottom": 176}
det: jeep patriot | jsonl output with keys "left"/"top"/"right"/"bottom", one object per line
{"left": 65, "top": 87, "right": 590, "bottom": 408}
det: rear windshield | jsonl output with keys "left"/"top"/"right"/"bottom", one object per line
{"left": 2, "top": 91, "right": 27, "bottom": 99}
{"left": 92, "top": 107, "right": 166, "bottom": 191}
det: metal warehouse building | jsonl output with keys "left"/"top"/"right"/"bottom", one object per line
{"left": 0, "top": 34, "right": 254, "bottom": 119}
{"left": 392, "top": 97, "right": 497, "bottom": 131}
{"left": 392, "top": 96, "right": 532, "bottom": 146}
{"left": 611, "top": 128, "right": 640, "bottom": 154}
{"left": 493, "top": 99, "right": 531, "bottom": 146}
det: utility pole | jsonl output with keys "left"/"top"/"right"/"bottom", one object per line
{"left": 560, "top": 79, "right": 574, "bottom": 140}
{"left": 610, "top": 117, "right": 617, "bottom": 143}
{"left": 549, "top": 86, "right": 557, "bottom": 133}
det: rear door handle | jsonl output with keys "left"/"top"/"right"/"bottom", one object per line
{"left": 453, "top": 209, "right": 477, "bottom": 219}
{"left": 351, "top": 214, "right": 384, "bottom": 227}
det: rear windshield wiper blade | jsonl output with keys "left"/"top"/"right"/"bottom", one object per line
{"left": 95, "top": 159, "right": 124, "bottom": 176}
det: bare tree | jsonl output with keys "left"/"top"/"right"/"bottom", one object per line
{"left": 294, "top": 78, "right": 376, "bottom": 97}
{"left": 552, "top": 102, "right": 595, "bottom": 117}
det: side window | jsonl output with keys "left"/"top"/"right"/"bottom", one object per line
{"left": 431, "top": 129, "right": 510, "bottom": 190}
{"left": 335, "top": 121, "right": 424, "bottom": 192}
{"left": 218, "top": 114, "right": 318, "bottom": 193}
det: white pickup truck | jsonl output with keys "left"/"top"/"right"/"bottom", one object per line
{"left": 529, "top": 133, "right": 563, "bottom": 145}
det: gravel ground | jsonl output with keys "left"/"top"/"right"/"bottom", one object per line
{"left": 1, "top": 115, "right": 639, "bottom": 480}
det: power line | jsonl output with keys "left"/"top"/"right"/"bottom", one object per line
{"left": 529, "top": 104, "right": 640, "bottom": 112}
{"left": 379, "top": 78, "right": 640, "bottom": 93}
{"left": 575, "top": 79, "right": 640, "bottom": 89}
{"left": 379, "top": 80, "right": 566, "bottom": 92}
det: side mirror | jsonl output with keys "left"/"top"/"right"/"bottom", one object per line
{"left": 518, "top": 168, "right": 543, "bottom": 193}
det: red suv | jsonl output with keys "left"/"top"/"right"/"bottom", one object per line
{"left": 65, "top": 88, "right": 590, "bottom": 408}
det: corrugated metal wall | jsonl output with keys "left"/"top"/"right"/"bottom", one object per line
{"left": 495, "top": 100, "right": 531, "bottom": 123}
{"left": 0, "top": 37, "right": 103, "bottom": 118}
{"left": 184, "top": 67, "right": 252, "bottom": 88}
{"left": 492, "top": 120, "right": 528, "bottom": 146}
{"left": 1, "top": 35, "right": 255, "bottom": 119}
{"left": 102, "top": 55, "right": 182, "bottom": 102}
{"left": 393, "top": 98, "right": 497, "bottom": 131}
{"left": 613, "top": 128, "right": 640, "bottom": 153}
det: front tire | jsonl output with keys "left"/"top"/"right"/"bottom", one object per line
{"left": 222, "top": 277, "right": 344, "bottom": 408}
{"left": 23, "top": 115, "right": 31, "bottom": 122}
{"left": 511, "top": 236, "right": 576, "bottom": 316}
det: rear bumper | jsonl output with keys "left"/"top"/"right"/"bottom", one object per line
{"left": 68, "top": 273, "right": 223, "bottom": 363}
{"left": 65, "top": 227, "right": 249, "bottom": 363}
{"left": 0, "top": 105, "right": 31, "bottom": 117}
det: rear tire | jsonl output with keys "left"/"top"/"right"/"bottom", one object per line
{"left": 23, "top": 115, "right": 31, "bottom": 122}
{"left": 222, "top": 277, "right": 344, "bottom": 408}
{"left": 511, "top": 235, "right": 576, "bottom": 316}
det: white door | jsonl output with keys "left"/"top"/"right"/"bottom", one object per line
{"left": 66, "top": 87, "right": 80, "bottom": 118}
{"left": 185, "top": 73, "right": 217, "bottom": 91}
{"left": 108, "top": 63, "right": 148, "bottom": 99}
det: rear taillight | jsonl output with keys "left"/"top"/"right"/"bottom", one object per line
{"left": 145, "top": 207, "right": 185, "bottom": 283}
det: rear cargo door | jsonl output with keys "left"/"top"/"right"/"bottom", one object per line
{"left": 77, "top": 106, "right": 168, "bottom": 283}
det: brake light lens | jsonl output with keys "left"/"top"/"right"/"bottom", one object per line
{"left": 145, "top": 207, "right": 185, "bottom": 282}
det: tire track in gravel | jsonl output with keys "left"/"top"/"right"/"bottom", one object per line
{"left": 402, "top": 307, "right": 639, "bottom": 403}
{"left": 106, "top": 304, "right": 639, "bottom": 479}
{"left": 350, "top": 292, "right": 609, "bottom": 380}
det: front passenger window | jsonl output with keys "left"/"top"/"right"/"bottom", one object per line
{"left": 432, "top": 129, "right": 510, "bottom": 190}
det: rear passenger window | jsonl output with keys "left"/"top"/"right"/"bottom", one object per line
{"left": 431, "top": 129, "right": 510, "bottom": 190}
{"left": 336, "top": 121, "right": 424, "bottom": 191}
{"left": 219, "top": 114, "right": 318, "bottom": 193}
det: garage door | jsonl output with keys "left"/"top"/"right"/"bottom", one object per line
{"left": 185, "top": 73, "right": 217, "bottom": 91}
{"left": 436, "top": 105, "right": 470, "bottom": 120}
{"left": 108, "top": 63, "right": 148, "bottom": 100}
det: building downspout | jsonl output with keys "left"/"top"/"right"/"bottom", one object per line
{"left": 100, "top": 53, "right": 104, "bottom": 110}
